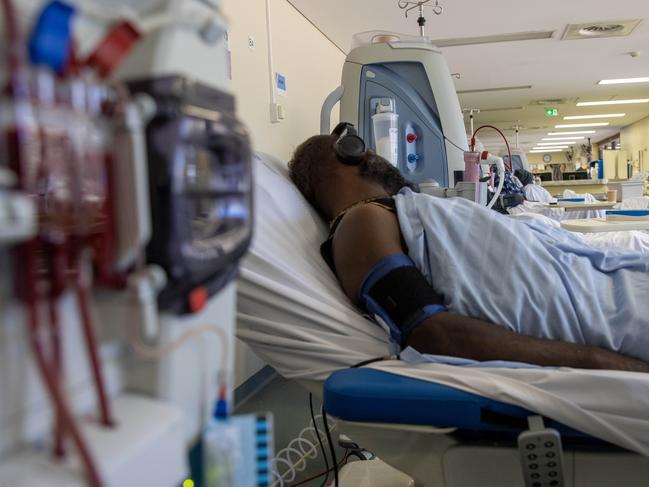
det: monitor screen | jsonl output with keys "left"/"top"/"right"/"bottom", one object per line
{"left": 502, "top": 154, "right": 525, "bottom": 171}
{"left": 562, "top": 172, "right": 588, "bottom": 181}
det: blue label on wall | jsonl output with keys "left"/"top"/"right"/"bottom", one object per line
{"left": 276, "top": 73, "right": 287, "bottom": 96}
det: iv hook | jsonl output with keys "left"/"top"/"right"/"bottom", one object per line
{"left": 398, "top": 0, "right": 443, "bottom": 18}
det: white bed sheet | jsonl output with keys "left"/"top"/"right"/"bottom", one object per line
{"left": 237, "top": 154, "right": 392, "bottom": 380}
{"left": 509, "top": 189, "right": 606, "bottom": 221}
{"left": 236, "top": 153, "right": 649, "bottom": 455}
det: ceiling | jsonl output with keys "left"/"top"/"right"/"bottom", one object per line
{"left": 288, "top": 0, "right": 649, "bottom": 155}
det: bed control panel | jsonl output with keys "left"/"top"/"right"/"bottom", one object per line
{"left": 518, "top": 416, "right": 565, "bottom": 487}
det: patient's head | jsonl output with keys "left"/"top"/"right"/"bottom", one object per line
{"left": 289, "top": 134, "right": 415, "bottom": 219}
{"left": 514, "top": 169, "right": 534, "bottom": 186}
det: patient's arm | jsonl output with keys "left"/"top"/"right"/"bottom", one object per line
{"left": 332, "top": 203, "right": 649, "bottom": 372}
{"left": 407, "top": 313, "right": 649, "bottom": 372}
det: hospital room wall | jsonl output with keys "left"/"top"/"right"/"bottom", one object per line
{"left": 220, "top": 0, "right": 346, "bottom": 386}
{"left": 621, "top": 115, "right": 649, "bottom": 171}
{"left": 221, "top": 0, "right": 346, "bottom": 161}
{"left": 527, "top": 152, "right": 572, "bottom": 166}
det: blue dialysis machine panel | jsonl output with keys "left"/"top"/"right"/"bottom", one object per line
{"left": 359, "top": 62, "right": 449, "bottom": 187}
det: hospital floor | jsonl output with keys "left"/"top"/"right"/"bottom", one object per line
{"left": 235, "top": 368, "right": 348, "bottom": 487}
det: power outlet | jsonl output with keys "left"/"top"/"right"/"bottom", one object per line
{"left": 247, "top": 35, "right": 255, "bottom": 50}
{"left": 269, "top": 103, "right": 285, "bottom": 123}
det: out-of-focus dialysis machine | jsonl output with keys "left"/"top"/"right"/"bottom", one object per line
{"left": 0, "top": 0, "right": 264, "bottom": 486}
{"left": 321, "top": 31, "right": 468, "bottom": 188}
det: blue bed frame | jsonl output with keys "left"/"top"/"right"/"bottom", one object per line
{"left": 324, "top": 368, "right": 612, "bottom": 447}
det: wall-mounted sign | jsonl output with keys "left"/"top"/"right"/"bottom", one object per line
{"left": 545, "top": 108, "right": 559, "bottom": 117}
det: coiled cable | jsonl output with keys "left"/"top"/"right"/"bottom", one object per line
{"left": 271, "top": 407, "right": 338, "bottom": 485}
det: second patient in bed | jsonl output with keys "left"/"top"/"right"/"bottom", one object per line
{"left": 288, "top": 134, "right": 649, "bottom": 373}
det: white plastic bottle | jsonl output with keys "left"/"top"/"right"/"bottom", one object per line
{"left": 372, "top": 99, "right": 399, "bottom": 166}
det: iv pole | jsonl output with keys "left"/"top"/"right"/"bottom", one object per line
{"left": 398, "top": 0, "right": 444, "bottom": 37}
{"left": 515, "top": 123, "right": 520, "bottom": 149}
{"left": 462, "top": 108, "right": 480, "bottom": 138}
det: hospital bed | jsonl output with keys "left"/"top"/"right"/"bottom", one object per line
{"left": 236, "top": 152, "right": 649, "bottom": 486}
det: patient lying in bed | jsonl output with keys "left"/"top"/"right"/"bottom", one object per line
{"left": 508, "top": 169, "right": 605, "bottom": 221}
{"left": 288, "top": 133, "right": 649, "bottom": 373}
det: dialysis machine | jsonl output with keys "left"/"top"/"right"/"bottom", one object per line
{"left": 0, "top": 0, "right": 258, "bottom": 485}
{"left": 321, "top": 31, "right": 468, "bottom": 188}
{"left": 501, "top": 148, "right": 531, "bottom": 172}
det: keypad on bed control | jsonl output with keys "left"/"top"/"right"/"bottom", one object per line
{"left": 518, "top": 428, "right": 565, "bottom": 487}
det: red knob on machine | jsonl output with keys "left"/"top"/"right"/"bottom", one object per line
{"left": 406, "top": 133, "right": 417, "bottom": 143}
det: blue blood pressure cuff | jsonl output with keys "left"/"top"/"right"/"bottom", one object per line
{"left": 358, "top": 254, "right": 447, "bottom": 347}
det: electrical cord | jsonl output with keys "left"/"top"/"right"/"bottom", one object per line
{"left": 322, "top": 407, "right": 339, "bottom": 487}
{"left": 350, "top": 356, "right": 393, "bottom": 368}
{"left": 444, "top": 135, "right": 468, "bottom": 154}
{"left": 308, "top": 393, "right": 330, "bottom": 487}
{"left": 288, "top": 450, "right": 351, "bottom": 487}
{"left": 273, "top": 411, "right": 338, "bottom": 485}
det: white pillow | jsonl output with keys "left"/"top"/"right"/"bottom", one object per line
{"left": 236, "top": 153, "right": 392, "bottom": 381}
{"left": 252, "top": 152, "right": 328, "bottom": 247}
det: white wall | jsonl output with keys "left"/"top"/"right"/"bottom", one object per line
{"left": 621, "top": 115, "right": 649, "bottom": 174}
{"left": 221, "top": 0, "right": 346, "bottom": 161}
{"left": 220, "top": 0, "right": 346, "bottom": 386}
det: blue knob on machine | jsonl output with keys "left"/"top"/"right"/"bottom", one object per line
{"left": 407, "top": 153, "right": 420, "bottom": 164}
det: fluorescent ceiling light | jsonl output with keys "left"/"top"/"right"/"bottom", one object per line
{"left": 598, "top": 77, "right": 649, "bottom": 85}
{"left": 542, "top": 137, "right": 585, "bottom": 141}
{"left": 530, "top": 149, "right": 564, "bottom": 153}
{"left": 555, "top": 122, "right": 609, "bottom": 128}
{"left": 457, "top": 85, "right": 533, "bottom": 95}
{"left": 547, "top": 130, "right": 596, "bottom": 135}
{"left": 537, "top": 142, "right": 574, "bottom": 146}
{"left": 563, "top": 113, "right": 625, "bottom": 120}
{"left": 534, "top": 146, "right": 569, "bottom": 150}
{"left": 577, "top": 99, "right": 649, "bottom": 106}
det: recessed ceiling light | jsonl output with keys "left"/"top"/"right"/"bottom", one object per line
{"left": 534, "top": 146, "right": 570, "bottom": 150}
{"left": 530, "top": 149, "right": 564, "bottom": 153}
{"left": 563, "top": 113, "right": 625, "bottom": 120}
{"left": 598, "top": 77, "right": 649, "bottom": 85}
{"left": 555, "top": 122, "right": 609, "bottom": 128}
{"left": 542, "top": 137, "right": 585, "bottom": 141}
{"left": 577, "top": 99, "right": 649, "bottom": 106}
{"left": 547, "top": 130, "right": 596, "bottom": 135}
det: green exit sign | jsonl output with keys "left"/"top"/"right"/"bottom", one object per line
{"left": 545, "top": 108, "right": 559, "bottom": 117}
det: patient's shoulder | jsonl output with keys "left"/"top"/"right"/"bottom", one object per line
{"left": 336, "top": 203, "right": 401, "bottom": 242}
{"left": 343, "top": 201, "right": 397, "bottom": 225}
{"left": 331, "top": 202, "right": 405, "bottom": 299}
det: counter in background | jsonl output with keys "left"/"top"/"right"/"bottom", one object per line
{"left": 541, "top": 179, "right": 608, "bottom": 198}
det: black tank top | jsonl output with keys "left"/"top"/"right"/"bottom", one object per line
{"left": 320, "top": 197, "right": 397, "bottom": 276}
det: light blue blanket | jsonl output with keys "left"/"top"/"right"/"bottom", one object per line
{"left": 394, "top": 188, "right": 649, "bottom": 363}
